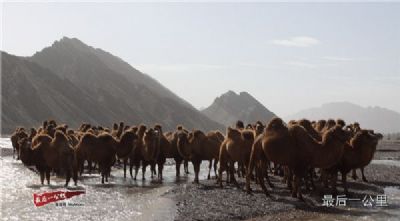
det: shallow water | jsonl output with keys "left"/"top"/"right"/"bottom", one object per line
{"left": 0, "top": 138, "right": 212, "bottom": 221}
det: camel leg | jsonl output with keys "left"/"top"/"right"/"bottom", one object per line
{"left": 214, "top": 158, "right": 218, "bottom": 179}
{"left": 100, "top": 165, "right": 105, "bottom": 184}
{"left": 351, "top": 169, "right": 358, "bottom": 180}
{"left": 257, "top": 165, "right": 270, "bottom": 197}
{"left": 218, "top": 161, "right": 226, "bottom": 187}
{"left": 229, "top": 161, "right": 239, "bottom": 188}
{"left": 192, "top": 160, "right": 201, "bottom": 184}
{"left": 361, "top": 167, "right": 368, "bottom": 182}
{"left": 40, "top": 171, "right": 45, "bottom": 185}
{"left": 142, "top": 162, "right": 147, "bottom": 180}
{"left": 330, "top": 173, "right": 338, "bottom": 196}
{"left": 342, "top": 172, "right": 349, "bottom": 195}
{"left": 46, "top": 169, "right": 51, "bottom": 185}
{"left": 207, "top": 160, "right": 212, "bottom": 180}
{"left": 72, "top": 165, "right": 78, "bottom": 186}
{"left": 184, "top": 160, "right": 189, "bottom": 174}
{"left": 175, "top": 159, "right": 182, "bottom": 178}
{"left": 158, "top": 161, "right": 164, "bottom": 181}
{"left": 134, "top": 161, "right": 140, "bottom": 180}
{"left": 65, "top": 168, "right": 71, "bottom": 187}
{"left": 292, "top": 173, "right": 304, "bottom": 200}
{"left": 123, "top": 158, "right": 128, "bottom": 179}
{"left": 88, "top": 160, "right": 92, "bottom": 175}
{"left": 129, "top": 160, "right": 134, "bottom": 179}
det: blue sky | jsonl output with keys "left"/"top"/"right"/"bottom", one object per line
{"left": 2, "top": 2, "right": 399, "bottom": 116}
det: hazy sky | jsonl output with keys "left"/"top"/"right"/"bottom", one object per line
{"left": 2, "top": 2, "right": 400, "bottom": 116}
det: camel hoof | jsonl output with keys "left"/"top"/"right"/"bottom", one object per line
{"left": 362, "top": 178, "right": 368, "bottom": 182}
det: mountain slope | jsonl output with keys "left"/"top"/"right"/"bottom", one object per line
{"left": 287, "top": 102, "right": 400, "bottom": 133}
{"left": 1, "top": 37, "right": 223, "bottom": 134}
{"left": 202, "top": 91, "right": 276, "bottom": 127}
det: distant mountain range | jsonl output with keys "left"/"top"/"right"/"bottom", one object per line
{"left": 287, "top": 102, "right": 400, "bottom": 133}
{"left": 202, "top": 91, "right": 276, "bottom": 127}
{"left": 1, "top": 37, "right": 223, "bottom": 134}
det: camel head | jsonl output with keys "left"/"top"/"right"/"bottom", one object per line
{"left": 336, "top": 119, "right": 346, "bottom": 128}
{"left": 351, "top": 130, "right": 380, "bottom": 149}
{"left": 255, "top": 123, "right": 265, "bottom": 136}
{"left": 177, "top": 130, "right": 191, "bottom": 160}
{"left": 316, "top": 120, "right": 326, "bottom": 132}
{"left": 235, "top": 120, "right": 244, "bottom": 130}
{"left": 137, "top": 124, "right": 147, "bottom": 138}
{"left": 227, "top": 127, "right": 241, "bottom": 140}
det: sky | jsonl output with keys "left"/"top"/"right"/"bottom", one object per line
{"left": 2, "top": 2, "right": 400, "bottom": 117}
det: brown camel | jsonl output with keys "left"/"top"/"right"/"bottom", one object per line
{"left": 11, "top": 127, "right": 28, "bottom": 160}
{"left": 246, "top": 117, "right": 349, "bottom": 199}
{"left": 218, "top": 127, "right": 254, "bottom": 187}
{"left": 128, "top": 125, "right": 160, "bottom": 180}
{"left": 177, "top": 130, "right": 220, "bottom": 183}
{"left": 76, "top": 132, "right": 117, "bottom": 184}
{"left": 31, "top": 131, "right": 77, "bottom": 186}
{"left": 115, "top": 130, "right": 138, "bottom": 178}
{"left": 323, "top": 130, "right": 381, "bottom": 194}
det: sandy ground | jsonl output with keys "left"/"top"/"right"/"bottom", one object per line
{"left": 165, "top": 141, "right": 400, "bottom": 221}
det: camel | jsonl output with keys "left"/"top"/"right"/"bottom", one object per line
{"left": 350, "top": 130, "right": 383, "bottom": 182}
{"left": 246, "top": 117, "right": 349, "bottom": 199}
{"left": 11, "top": 127, "right": 28, "bottom": 159}
{"left": 115, "top": 130, "right": 138, "bottom": 178}
{"left": 218, "top": 127, "right": 254, "bottom": 187}
{"left": 31, "top": 131, "right": 77, "bottom": 186}
{"left": 177, "top": 130, "right": 221, "bottom": 184}
{"left": 76, "top": 132, "right": 117, "bottom": 184}
{"left": 323, "top": 130, "right": 381, "bottom": 194}
{"left": 128, "top": 125, "right": 160, "bottom": 180}
{"left": 315, "top": 120, "right": 327, "bottom": 133}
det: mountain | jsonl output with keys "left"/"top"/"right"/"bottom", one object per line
{"left": 1, "top": 37, "right": 223, "bottom": 134}
{"left": 201, "top": 90, "right": 276, "bottom": 127}
{"left": 286, "top": 102, "right": 400, "bottom": 133}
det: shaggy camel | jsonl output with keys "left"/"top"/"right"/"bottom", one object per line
{"left": 115, "top": 130, "right": 138, "bottom": 178}
{"left": 246, "top": 117, "right": 349, "bottom": 199}
{"left": 128, "top": 126, "right": 160, "bottom": 180}
{"left": 178, "top": 130, "right": 221, "bottom": 184}
{"left": 11, "top": 128, "right": 28, "bottom": 160}
{"left": 350, "top": 130, "right": 383, "bottom": 182}
{"left": 218, "top": 127, "right": 254, "bottom": 187}
{"left": 323, "top": 130, "right": 381, "bottom": 194}
{"left": 30, "top": 131, "right": 77, "bottom": 186}
{"left": 76, "top": 132, "right": 117, "bottom": 184}
{"left": 161, "top": 125, "right": 191, "bottom": 179}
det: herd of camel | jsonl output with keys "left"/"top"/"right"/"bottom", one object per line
{"left": 11, "top": 117, "right": 383, "bottom": 201}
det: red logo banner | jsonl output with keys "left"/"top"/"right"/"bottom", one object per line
{"left": 33, "top": 190, "right": 85, "bottom": 207}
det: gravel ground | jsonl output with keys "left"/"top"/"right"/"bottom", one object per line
{"left": 165, "top": 141, "right": 400, "bottom": 221}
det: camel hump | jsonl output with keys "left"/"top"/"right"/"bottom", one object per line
{"left": 192, "top": 130, "right": 205, "bottom": 139}
{"left": 241, "top": 129, "right": 255, "bottom": 141}
{"left": 266, "top": 117, "right": 286, "bottom": 131}
{"left": 54, "top": 130, "right": 69, "bottom": 143}
{"left": 227, "top": 127, "right": 241, "bottom": 139}
{"left": 32, "top": 134, "right": 52, "bottom": 149}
